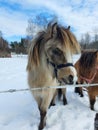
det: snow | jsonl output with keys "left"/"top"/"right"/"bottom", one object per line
{"left": 0, "top": 55, "right": 98, "bottom": 130}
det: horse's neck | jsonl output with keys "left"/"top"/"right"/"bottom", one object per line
{"left": 80, "top": 68, "right": 97, "bottom": 84}
{"left": 92, "top": 71, "right": 98, "bottom": 83}
{"left": 80, "top": 70, "right": 93, "bottom": 78}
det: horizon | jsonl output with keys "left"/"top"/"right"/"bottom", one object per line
{"left": 0, "top": 0, "right": 98, "bottom": 43}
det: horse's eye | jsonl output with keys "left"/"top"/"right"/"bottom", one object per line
{"left": 52, "top": 48, "right": 62, "bottom": 56}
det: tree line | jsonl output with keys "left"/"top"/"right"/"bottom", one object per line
{"left": 10, "top": 38, "right": 29, "bottom": 54}
{"left": 80, "top": 32, "right": 98, "bottom": 49}
{"left": 1, "top": 30, "right": 98, "bottom": 55}
{"left": 0, "top": 35, "right": 29, "bottom": 55}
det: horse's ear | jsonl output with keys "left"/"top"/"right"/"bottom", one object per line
{"left": 47, "top": 22, "right": 51, "bottom": 29}
{"left": 51, "top": 22, "right": 58, "bottom": 37}
{"left": 47, "top": 22, "right": 57, "bottom": 38}
{"left": 67, "top": 26, "right": 70, "bottom": 30}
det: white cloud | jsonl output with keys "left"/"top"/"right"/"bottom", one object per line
{"left": 0, "top": 0, "right": 98, "bottom": 41}
{"left": 0, "top": 7, "right": 28, "bottom": 37}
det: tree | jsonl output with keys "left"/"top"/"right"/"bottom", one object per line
{"left": 26, "top": 17, "right": 44, "bottom": 39}
{"left": 10, "top": 38, "right": 29, "bottom": 54}
{"left": 0, "top": 32, "right": 11, "bottom": 57}
{"left": 80, "top": 34, "right": 85, "bottom": 49}
{"left": 94, "top": 34, "right": 98, "bottom": 42}
{"left": 84, "top": 33, "right": 91, "bottom": 48}
{"left": 26, "top": 14, "right": 57, "bottom": 39}
{"left": 0, "top": 31, "right": 2, "bottom": 38}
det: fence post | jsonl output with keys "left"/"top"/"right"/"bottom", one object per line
{"left": 94, "top": 113, "right": 98, "bottom": 130}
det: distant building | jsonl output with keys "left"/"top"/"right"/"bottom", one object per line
{"left": 0, "top": 50, "right": 11, "bottom": 58}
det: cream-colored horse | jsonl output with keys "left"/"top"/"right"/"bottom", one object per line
{"left": 27, "top": 22, "right": 80, "bottom": 130}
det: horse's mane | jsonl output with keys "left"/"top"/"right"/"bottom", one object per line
{"left": 27, "top": 22, "right": 80, "bottom": 70}
{"left": 79, "top": 51, "right": 97, "bottom": 69}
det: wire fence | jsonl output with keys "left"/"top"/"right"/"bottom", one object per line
{"left": 0, "top": 83, "right": 98, "bottom": 94}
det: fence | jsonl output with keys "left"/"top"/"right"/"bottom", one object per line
{"left": 0, "top": 83, "right": 98, "bottom": 94}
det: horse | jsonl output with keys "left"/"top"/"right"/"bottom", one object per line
{"left": 27, "top": 22, "right": 80, "bottom": 130}
{"left": 74, "top": 50, "right": 98, "bottom": 110}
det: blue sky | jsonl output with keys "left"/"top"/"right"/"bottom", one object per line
{"left": 0, "top": 0, "right": 98, "bottom": 42}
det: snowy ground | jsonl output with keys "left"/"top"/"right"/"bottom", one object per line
{"left": 0, "top": 55, "right": 98, "bottom": 130}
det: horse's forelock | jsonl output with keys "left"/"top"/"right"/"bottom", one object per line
{"left": 46, "top": 23, "right": 80, "bottom": 54}
{"left": 57, "top": 27, "right": 80, "bottom": 54}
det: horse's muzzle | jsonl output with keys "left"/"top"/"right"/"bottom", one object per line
{"left": 60, "top": 75, "right": 76, "bottom": 85}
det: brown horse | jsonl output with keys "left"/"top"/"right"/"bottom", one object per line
{"left": 74, "top": 50, "right": 98, "bottom": 110}
{"left": 27, "top": 22, "right": 80, "bottom": 130}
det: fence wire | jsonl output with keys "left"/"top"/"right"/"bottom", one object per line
{"left": 0, "top": 83, "right": 98, "bottom": 94}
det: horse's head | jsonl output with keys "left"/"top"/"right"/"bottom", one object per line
{"left": 27, "top": 22, "right": 80, "bottom": 85}
{"left": 79, "top": 50, "right": 98, "bottom": 83}
{"left": 44, "top": 22, "right": 80, "bottom": 84}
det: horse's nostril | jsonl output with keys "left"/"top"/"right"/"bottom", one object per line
{"left": 68, "top": 75, "right": 73, "bottom": 83}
